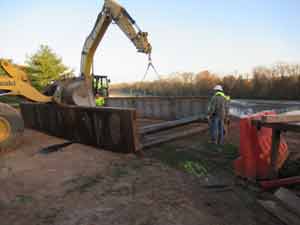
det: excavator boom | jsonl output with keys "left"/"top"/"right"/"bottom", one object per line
{"left": 81, "top": 0, "right": 151, "bottom": 79}
{"left": 77, "top": 0, "right": 152, "bottom": 106}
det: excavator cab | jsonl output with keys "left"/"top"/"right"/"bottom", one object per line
{"left": 92, "top": 75, "right": 110, "bottom": 97}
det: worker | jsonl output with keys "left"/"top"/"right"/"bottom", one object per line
{"left": 95, "top": 93, "right": 105, "bottom": 107}
{"left": 207, "top": 85, "right": 228, "bottom": 145}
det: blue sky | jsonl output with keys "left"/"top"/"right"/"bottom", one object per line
{"left": 1, "top": 0, "right": 300, "bottom": 83}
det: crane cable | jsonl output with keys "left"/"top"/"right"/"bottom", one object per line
{"left": 141, "top": 54, "right": 160, "bottom": 81}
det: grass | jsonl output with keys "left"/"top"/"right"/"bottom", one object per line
{"left": 182, "top": 161, "right": 209, "bottom": 177}
{"left": 150, "top": 141, "right": 239, "bottom": 178}
{"left": 13, "top": 195, "right": 33, "bottom": 204}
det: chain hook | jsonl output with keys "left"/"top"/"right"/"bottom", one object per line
{"left": 148, "top": 53, "right": 152, "bottom": 63}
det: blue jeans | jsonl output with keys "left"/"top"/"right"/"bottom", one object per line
{"left": 209, "top": 116, "right": 224, "bottom": 144}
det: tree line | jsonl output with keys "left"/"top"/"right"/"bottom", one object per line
{"left": 112, "top": 63, "right": 300, "bottom": 100}
{"left": 2, "top": 45, "right": 300, "bottom": 100}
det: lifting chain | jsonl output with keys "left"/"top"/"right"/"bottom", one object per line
{"left": 141, "top": 54, "right": 160, "bottom": 81}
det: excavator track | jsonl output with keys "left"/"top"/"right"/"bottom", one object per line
{"left": 0, "top": 102, "right": 24, "bottom": 153}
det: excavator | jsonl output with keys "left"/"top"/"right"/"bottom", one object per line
{"left": 0, "top": 0, "right": 152, "bottom": 150}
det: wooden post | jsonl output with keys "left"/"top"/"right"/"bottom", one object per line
{"left": 270, "top": 128, "right": 281, "bottom": 178}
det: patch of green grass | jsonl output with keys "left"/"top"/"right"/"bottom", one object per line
{"left": 13, "top": 195, "right": 33, "bottom": 204}
{"left": 151, "top": 141, "right": 239, "bottom": 177}
{"left": 182, "top": 161, "right": 208, "bottom": 177}
{"left": 223, "top": 143, "right": 239, "bottom": 159}
{"left": 151, "top": 144, "right": 210, "bottom": 177}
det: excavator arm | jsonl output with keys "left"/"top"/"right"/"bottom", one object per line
{"left": 79, "top": 0, "right": 152, "bottom": 106}
{"left": 80, "top": 0, "right": 152, "bottom": 79}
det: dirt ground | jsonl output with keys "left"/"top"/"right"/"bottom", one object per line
{"left": 0, "top": 120, "right": 294, "bottom": 225}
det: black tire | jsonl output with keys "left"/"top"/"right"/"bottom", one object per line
{"left": 0, "top": 102, "right": 24, "bottom": 150}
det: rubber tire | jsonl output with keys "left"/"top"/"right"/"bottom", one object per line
{"left": 0, "top": 102, "right": 24, "bottom": 150}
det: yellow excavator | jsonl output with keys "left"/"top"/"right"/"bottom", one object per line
{"left": 0, "top": 0, "right": 152, "bottom": 150}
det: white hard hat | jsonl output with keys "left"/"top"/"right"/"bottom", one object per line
{"left": 213, "top": 85, "right": 223, "bottom": 91}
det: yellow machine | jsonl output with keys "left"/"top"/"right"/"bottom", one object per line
{"left": 0, "top": 0, "right": 152, "bottom": 150}
{"left": 0, "top": 60, "right": 52, "bottom": 103}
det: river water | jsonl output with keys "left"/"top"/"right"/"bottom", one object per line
{"left": 230, "top": 99, "right": 300, "bottom": 118}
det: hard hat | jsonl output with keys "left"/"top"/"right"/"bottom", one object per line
{"left": 213, "top": 85, "right": 223, "bottom": 91}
